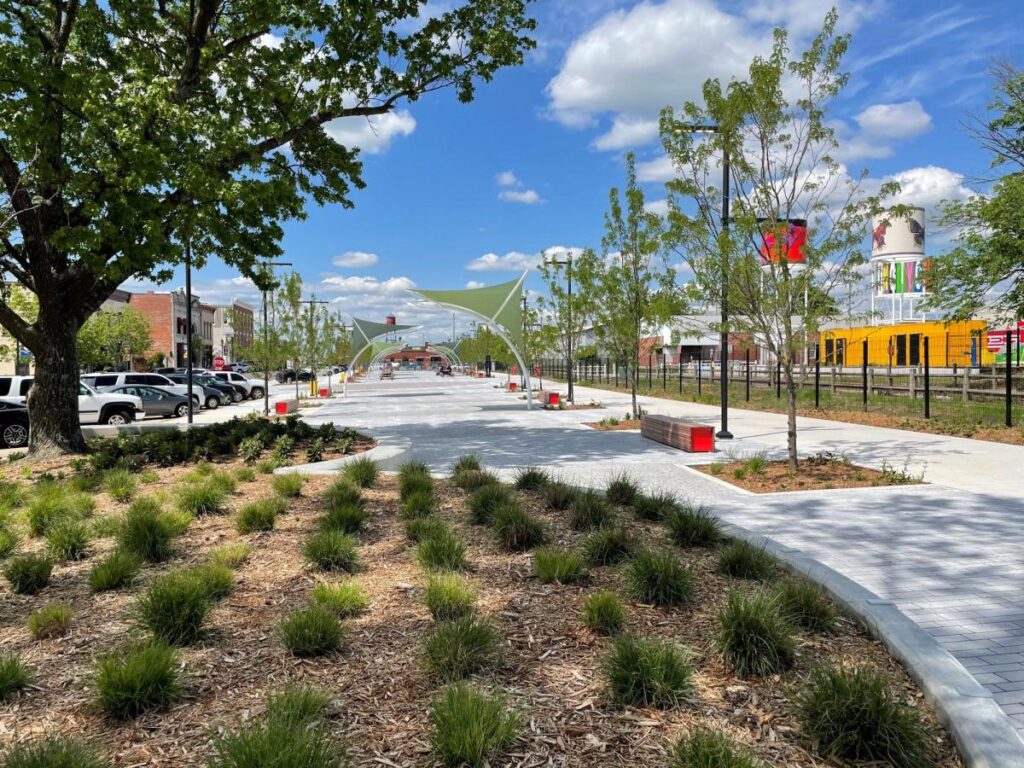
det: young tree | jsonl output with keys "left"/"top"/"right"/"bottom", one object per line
{"left": 590, "top": 154, "right": 683, "bottom": 419}
{"left": 537, "top": 249, "right": 600, "bottom": 401}
{"left": 77, "top": 308, "right": 153, "bottom": 371}
{"left": 660, "top": 11, "right": 892, "bottom": 470}
{"left": 0, "top": 1, "right": 536, "bottom": 454}
{"left": 926, "top": 62, "right": 1022, "bottom": 321}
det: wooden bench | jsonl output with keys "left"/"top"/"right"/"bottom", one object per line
{"left": 274, "top": 399, "right": 298, "bottom": 415}
{"left": 640, "top": 414, "right": 715, "bottom": 452}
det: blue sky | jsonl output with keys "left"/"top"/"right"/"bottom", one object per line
{"left": 132, "top": 0, "right": 1023, "bottom": 342}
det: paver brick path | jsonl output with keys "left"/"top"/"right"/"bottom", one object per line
{"left": 310, "top": 372, "right": 1024, "bottom": 738}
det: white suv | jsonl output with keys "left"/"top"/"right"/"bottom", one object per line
{"left": 0, "top": 376, "right": 145, "bottom": 424}
{"left": 82, "top": 372, "right": 200, "bottom": 409}
{"left": 212, "top": 371, "right": 264, "bottom": 400}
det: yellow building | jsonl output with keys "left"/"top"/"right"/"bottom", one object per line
{"left": 820, "top": 320, "right": 992, "bottom": 368}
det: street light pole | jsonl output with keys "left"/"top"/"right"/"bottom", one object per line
{"left": 185, "top": 238, "right": 194, "bottom": 424}
{"left": 259, "top": 260, "right": 291, "bottom": 416}
{"left": 548, "top": 253, "right": 574, "bottom": 402}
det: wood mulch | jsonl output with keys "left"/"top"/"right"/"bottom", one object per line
{"left": 584, "top": 419, "right": 642, "bottom": 431}
{"left": 697, "top": 457, "right": 922, "bottom": 493}
{"left": 0, "top": 457, "right": 958, "bottom": 766}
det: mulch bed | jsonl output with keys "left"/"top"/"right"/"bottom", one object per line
{"left": 585, "top": 419, "right": 642, "bottom": 431}
{"left": 0, "top": 458, "right": 958, "bottom": 766}
{"left": 697, "top": 458, "right": 922, "bottom": 493}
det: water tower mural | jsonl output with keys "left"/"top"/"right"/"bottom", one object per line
{"left": 870, "top": 207, "right": 930, "bottom": 324}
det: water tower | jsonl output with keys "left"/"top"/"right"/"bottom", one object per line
{"left": 870, "top": 207, "right": 928, "bottom": 324}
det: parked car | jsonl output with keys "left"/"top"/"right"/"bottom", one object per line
{"left": 0, "top": 377, "right": 144, "bottom": 425}
{"left": 211, "top": 371, "right": 264, "bottom": 400}
{"left": 275, "top": 368, "right": 297, "bottom": 384}
{"left": 297, "top": 369, "right": 315, "bottom": 382}
{"left": 0, "top": 401, "right": 29, "bottom": 448}
{"left": 82, "top": 372, "right": 200, "bottom": 409}
{"left": 154, "top": 367, "right": 178, "bottom": 375}
{"left": 106, "top": 385, "right": 190, "bottom": 419}
{"left": 165, "top": 374, "right": 229, "bottom": 409}
{"left": 233, "top": 361, "right": 254, "bottom": 373}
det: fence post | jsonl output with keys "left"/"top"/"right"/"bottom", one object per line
{"left": 862, "top": 339, "right": 868, "bottom": 410}
{"left": 1007, "top": 330, "right": 1014, "bottom": 428}
{"left": 924, "top": 337, "right": 930, "bottom": 419}
{"left": 745, "top": 349, "right": 751, "bottom": 402}
{"left": 698, "top": 347, "right": 703, "bottom": 396}
{"left": 814, "top": 359, "right": 820, "bottom": 408}
{"left": 962, "top": 367, "right": 969, "bottom": 403}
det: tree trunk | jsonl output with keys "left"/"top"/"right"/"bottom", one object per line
{"left": 631, "top": 356, "right": 639, "bottom": 419}
{"left": 784, "top": 360, "right": 798, "bottom": 472}
{"left": 28, "top": 308, "right": 86, "bottom": 456}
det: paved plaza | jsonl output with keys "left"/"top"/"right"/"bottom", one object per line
{"left": 308, "top": 370, "right": 1024, "bottom": 738}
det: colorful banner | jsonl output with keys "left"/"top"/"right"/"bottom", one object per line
{"left": 757, "top": 219, "right": 807, "bottom": 265}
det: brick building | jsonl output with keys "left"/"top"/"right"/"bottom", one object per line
{"left": 211, "top": 301, "right": 255, "bottom": 362}
{"left": 128, "top": 289, "right": 202, "bottom": 369}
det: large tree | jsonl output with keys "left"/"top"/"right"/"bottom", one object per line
{"left": 926, "top": 63, "right": 1023, "bottom": 322}
{"left": 78, "top": 307, "right": 153, "bottom": 371}
{"left": 0, "top": 0, "right": 535, "bottom": 454}
{"left": 660, "top": 11, "right": 892, "bottom": 469}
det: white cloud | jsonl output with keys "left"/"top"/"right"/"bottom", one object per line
{"left": 498, "top": 189, "right": 542, "bottom": 204}
{"left": 645, "top": 198, "right": 669, "bottom": 216}
{"left": 880, "top": 165, "right": 974, "bottom": 210}
{"left": 320, "top": 275, "right": 416, "bottom": 294}
{"left": 332, "top": 251, "right": 380, "bottom": 268}
{"left": 495, "top": 171, "right": 519, "bottom": 187}
{"left": 466, "top": 251, "right": 540, "bottom": 272}
{"left": 593, "top": 115, "right": 659, "bottom": 151}
{"left": 466, "top": 280, "right": 487, "bottom": 289}
{"left": 257, "top": 33, "right": 284, "bottom": 49}
{"left": 636, "top": 154, "right": 676, "bottom": 183}
{"left": 854, "top": 100, "right": 932, "bottom": 140}
{"left": 324, "top": 110, "right": 416, "bottom": 154}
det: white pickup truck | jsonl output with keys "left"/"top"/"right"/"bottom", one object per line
{"left": 0, "top": 376, "right": 145, "bottom": 425}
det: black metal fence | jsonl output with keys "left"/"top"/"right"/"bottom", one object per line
{"left": 538, "top": 331, "right": 1024, "bottom": 428}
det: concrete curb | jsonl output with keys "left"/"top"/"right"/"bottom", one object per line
{"left": 273, "top": 442, "right": 409, "bottom": 475}
{"left": 724, "top": 524, "right": 1024, "bottom": 768}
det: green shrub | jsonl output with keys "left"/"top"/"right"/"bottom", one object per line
{"left": 324, "top": 479, "right": 363, "bottom": 509}
{"left": 176, "top": 480, "right": 227, "bottom": 516}
{"left": 236, "top": 497, "right": 285, "bottom": 534}
{"left": 0, "top": 652, "right": 29, "bottom": 700}
{"left": 209, "top": 542, "right": 252, "bottom": 569}
{"left": 136, "top": 570, "right": 212, "bottom": 645}
{"left": 103, "top": 468, "right": 138, "bottom": 503}
{"left": 271, "top": 472, "right": 304, "bottom": 498}
{"left": 304, "top": 531, "right": 359, "bottom": 572}
{"left": 341, "top": 456, "right": 379, "bottom": 488}
{"left": 320, "top": 501, "right": 367, "bottom": 534}
{"left": 453, "top": 469, "right": 500, "bottom": 492}
{"left": 94, "top": 641, "right": 182, "bottom": 719}
{"left": 264, "top": 684, "right": 331, "bottom": 728}
{"left": 0, "top": 737, "right": 111, "bottom": 768}
{"left": 281, "top": 604, "right": 344, "bottom": 657}
{"left": 582, "top": 591, "right": 625, "bottom": 635}
{"left": 602, "top": 635, "right": 693, "bottom": 708}
{"left": 399, "top": 460, "right": 431, "bottom": 483}
{"left": 533, "top": 547, "right": 586, "bottom": 584}
{"left": 668, "top": 730, "right": 761, "bottom": 768}
{"left": 718, "top": 540, "right": 777, "bottom": 580}
{"left": 28, "top": 603, "right": 72, "bottom": 639}
{"left": 89, "top": 551, "right": 141, "bottom": 592}
{"left": 255, "top": 458, "right": 279, "bottom": 475}
{"left": 3, "top": 554, "right": 52, "bottom": 594}
{"left": 423, "top": 615, "right": 499, "bottom": 682}
{"left": 491, "top": 503, "right": 547, "bottom": 551}
{"left": 271, "top": 435, "right": 295, "bottom": 464}
{"left": 400, "top": 489, "right": 437, "bottom": 519}
{"left": 468, "top": 484, "right": 513, "bottom": 525}
{"left": 233, "top": 466, "right": 257, "bottom": 483}
{"left": 399, "top": 468, "right": 433, "bottom": 499}
{"left": 425, "top": 574, "right": 476, "bottom": 621}
{"left": 45, "top": 518, "right": 90, "bottom": 561}
{"left": 305, "top": 437, "right": 327, "bottom": 464}
{"left": 90, "top": 515, "right": 122, "bottom": 538}
{"left": 606, "top": 473, "right": 639, "bottom": 506}
{"left": 665, "top": 505, "right": 721, "bottom": 548}
{"left": 430, "top": 684, "right": 518, "bottom": 768}
{"left": 796, "top": 665, "right": 930, "bottom": 768}
{"left": 0, "top": 524, "right": 20, "bottom": 558}
{"left": 624, "top": 549, "right": 694, "bottom": 607}
{"left": 311, "top": 581, "right": 369, "bottom": 618}
{"left": 238, "top": 436, "right": 264, "bottom": 465}
{"left": 26, "top": 485, "right": 94, "bottom": 536}
{"left": 717, "top": 591, "right": 795, "bottom": 677}
{"left": 188, "top": 562, "right": 235, "bottom": 601}
{"left": 569, "top": 489, "right": 613, "bottom": 531}
{"left": 633, "top": 491, "right": 679, "bottom": 522}
{"left": 405, "top": 517, "right": 452, "bottom": 543}
{"left": 451, "top": 455, "right": 481, "bottom": 475}
{"left": 513, "top": 466, "right": 550, "bottom": 491}
{"left": 416, "top": 530, "right": 467, "bottom": 572}
{"left": 118, "top": 497, "right": 179, "bottom": 562}
{"left": 207, "top": 717, "right": 344, "bottom": 768}
{"left": 543, "top": 481, "right": 578, "bottom": 511}
{"left": 583, "top": 525, "right": 636, "bottom": 566}
{"left": 0, "top": 480, "right": 24, "bottom": 511}
{"left": 773, "top": 578, "right": 837, "bottom": 633}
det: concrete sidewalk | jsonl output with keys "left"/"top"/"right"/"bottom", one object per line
{"left": 314, "top": 371, "right": 1024, "bottom": 741}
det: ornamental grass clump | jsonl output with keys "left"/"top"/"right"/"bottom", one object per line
{"left": 513, "top": 466, "right": 550, "bottom": 491}
{"left": 423, "top": 615, "right": 500, "bottom": 682}
{"left": 3, "top": 554, "right": 52, "bottom": 595}
{"left": 467, "top": 484, "right": 514, "bottom": 525}
{"left": 425, "top": 574, "right": 477, "bottom": 621}
{"left": 118, "top": 497, "right": 180, "bottom": 562}
{"left": 176, "top": 480, "right": 227, "bottom": 516}
{"left": 602, "top": 635, "right": 693, "bottom": 709}
{"left": 341, "top": 456, "right": 379, "bottom": 488}
{"left": 45, "top": 518, "right": 90, "bottom": 561}
{"left": 399, "top": 466, "right": 434, "bottom": 498}
{"left": 405, "top": 517, "right": 452, "bottom": 543}
{"left": 773, "top": 578, "right": 838, "bottom": 633}
{"left": 209, "top": 542, "right": 252, "bottom": 569}
{"left": 400, "top": 489, "right": 438, "bottom": 519}
{"left": 271, "top": 472, "right": 304, "bottom": 498}
{"left": 491, "top": 503, "right": 547, "bottom": 551}
{"left": 136, "top": 570, "right": 212, "bottom": 645}
{"left": 103, "top": 467, "right": 138, "bottom": 503}
{"left": 668, "top": 730, "right": 762, "bottom": 768}
{"left": 718, "top": 540, "right": 777, "bottom": 580}
{"left": 264, "top": 684, "right": 332, "bottom": 729}
{"left": 89, "top": 551, "right": 141, "bottom": 592}
{"left": 625, "top": 549, "right": 694, "bottom": 608}
{"left": 94, "top": 641, "right": 182, "bottom": 719}
{"left": 717, "top": 591, "right": 795, "bottom": 677}
{"left": 236, "top": 497, "right": 287, "bottom": 534}
{"left": 0, "top": 652, "right": 30, "bottom": 700}
{"left": 320, "top": 501, "right": 368, "bottom": 534}
{"left": 304, "top": 531, "right": 359, "bottom": 573}
{"left": 311, "top": 581, "right": 369, "bottom": 618}
{"left": 324, "top": 479, "right": 363, "bottom": 510}
{"left": 26, "top": 484, "right": 94, "bottom": 536}
{"left": 280, "top": 604, "right": 344, "bottom": 657}
{"left": 454, "top": 469, "right": 500, "bottom": 492}
{"left": 207, "top": 715, "right": 345, "bottom": 768}
{"left": 416, "top": 530, "right": 467, "bottom": 572}
{"left": 429, "top": 684, "right": 519, "bottom": 768}
{"left": 583, "top": 525, "right": 636, "bottom": 566}
{"left": 665, "top": 504, "right": 721, "bottom": 548}
{"left": 188, "top": 562, "right": 235, "bottom": 601}
{"left": 543, "top": 481, "right": 578, "bottom": 511}
{"left": 633, "top": 491, "right": 679, "bottom": 522}
{"left": 451, "top": 455, "right": 481, "bottom": 476}
{"left": 532, "top": 547, "right": 586, "bottom": 584}
{"left": 581, "top": 591, "right": 626, "bottom": 635}
{"left": 795, "top": 665, "right": 931, "bottom": 768}
{"left": 1, "top": 737, "right": 112, "bottom": 768}
{"left": 606, "top": 473, "right": 639, "bottom": 506}
{"left": 569, "top": 489, "right": 613, "bottom": 531}
{"left": 28, "top": 603, "right": 72, "bottom": 639}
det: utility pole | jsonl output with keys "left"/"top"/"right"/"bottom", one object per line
{"left": 185, "top": 238, "right": 194, "bottom": 424}
{"left": 259, "top": 260, "right": 291, "bottom": 416}
{"left": 521, "top": 294, "right": 528, "bottom": 390}
{"left": 298, "top": 298, "right": 328, "bottom": 398}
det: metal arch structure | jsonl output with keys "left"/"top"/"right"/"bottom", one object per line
{"left": 344, "top": 316, "right": 420, "bottom": 397}
{"left": 411, "top": 273, "right": 533, "bottom": 409}
{"left": 368, "top": 343, "right": 406, "bottom": 371}
{"left": 425, "top": 343, "right": 463, "bottom": 369}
